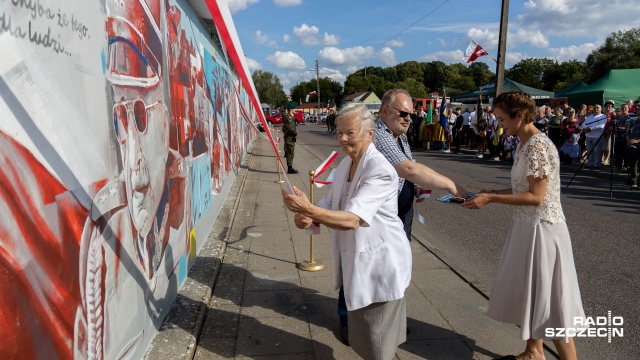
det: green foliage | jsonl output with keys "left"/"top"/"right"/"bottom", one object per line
{"left": 542, "top": 60, "right": 589, "bottom": 92}
{"left": 468, "top": 62, "right": 494, "bottom": 88}
{"left": 251, "top": 70, "right": 288, "bottom": 108}
{"left": 290, "top": 77, "right": 344, "bottom": 106}
{"left": 505, "top": 58, "right": 556, "bottom": 90}
{"left": 586, "top": 28, "right": 640, "bottom": 83}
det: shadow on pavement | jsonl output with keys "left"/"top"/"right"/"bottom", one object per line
{"left": 167, "top": 258, "right": 502, "bottom": 359}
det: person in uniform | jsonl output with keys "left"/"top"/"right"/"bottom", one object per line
{"left": 283, "top": 105, "right": 299, "bottom": 174}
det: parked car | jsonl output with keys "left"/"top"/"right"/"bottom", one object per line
{"left": 265, "top": 110, "right": 304, "bottom": 126}
{"left": 265, "top": 112, "right": 283, "bottom": 126}
{"left": 319, "top": 112, "right": 327, "bottom": 123}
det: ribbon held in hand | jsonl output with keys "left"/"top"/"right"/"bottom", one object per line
{"left": 312, "top": 151, "right": 339, "bottom": 187}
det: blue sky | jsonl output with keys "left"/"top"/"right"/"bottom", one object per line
{"left": 225, "top": 0, "right": 640, "bottom": 93}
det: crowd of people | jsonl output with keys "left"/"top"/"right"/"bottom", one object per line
{"left": 405, "top": 98, "right": 640, "bottom": 189}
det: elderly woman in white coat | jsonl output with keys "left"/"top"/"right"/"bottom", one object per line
{"left": 282, "top": 103, "right": 412, "bottom": 360}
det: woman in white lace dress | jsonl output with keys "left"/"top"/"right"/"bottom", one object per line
{"left": 462, "top": 91, "right": 585, "bottom": 360}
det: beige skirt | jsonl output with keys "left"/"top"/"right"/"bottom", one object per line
{"left": 348, "top": 297, "right": 407, "bottom": 360}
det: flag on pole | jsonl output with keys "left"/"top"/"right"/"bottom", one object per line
{"left": 463, "top": 40, "right": 489, "bottom": 63}
{"left": 306, "top": 91, "right": 317, "bottom": 102}
{"left": 439, "top": 90, "right": 448, "bottom": 129}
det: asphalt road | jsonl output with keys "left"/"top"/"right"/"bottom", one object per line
{"left": 289, "top": 121, "right": 640, "bottom": 360}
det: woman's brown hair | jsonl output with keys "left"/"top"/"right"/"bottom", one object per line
{"left": 493, "top": 91, "right": 537, "bottom": 124}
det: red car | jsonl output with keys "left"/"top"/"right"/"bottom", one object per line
{"left": 265, "top": 110, "right": 304, "bottom": 126}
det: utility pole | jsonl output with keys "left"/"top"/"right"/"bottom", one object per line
{"left": 315, "top": 59, "right": 320, "bottom": 120}
{"left": 495, "top": 0, "right": 509, "bottom": 97}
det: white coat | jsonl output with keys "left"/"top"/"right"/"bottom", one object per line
{"left": 318, "top": 143, "right": 412, "bottom": 311}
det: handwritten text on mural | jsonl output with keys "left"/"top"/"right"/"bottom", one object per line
{"left": 1, "top": 0, "right": 90, "bottom": 56}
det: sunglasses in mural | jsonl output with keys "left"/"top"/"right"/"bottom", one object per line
{"left": 113, "top": 99, "right": 164, "bottom": 141}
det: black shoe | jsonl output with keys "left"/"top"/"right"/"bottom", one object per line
{"left": 287, "top": 167, "right": 299, "bottom": 174}
{"left": 340, "top": 325, "right": 350, "bottom": 346}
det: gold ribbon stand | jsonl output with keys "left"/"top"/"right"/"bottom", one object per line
{"left": 298, "top": 170, "right": 325, "bottom": 271}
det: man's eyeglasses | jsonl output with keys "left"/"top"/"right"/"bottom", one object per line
{"left": 390, "top": 106, "right": 411, "bottom": 118}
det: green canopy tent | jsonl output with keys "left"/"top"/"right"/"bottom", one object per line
{"left": 554, "top": 81, "right": 588, "bottom": 97}
{"left": 451, "top": 78, "right": 554, "bottom": 104}
{"left": 566, "top": 69, "right": 640, "bottom": 108}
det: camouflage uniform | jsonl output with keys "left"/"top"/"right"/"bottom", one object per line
{"left": 282, "top": 111, "right": 297, "bottom": 167}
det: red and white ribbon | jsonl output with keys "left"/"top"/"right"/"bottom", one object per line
{"left": 312, "top": 151, "right": 339, "bottom": 187}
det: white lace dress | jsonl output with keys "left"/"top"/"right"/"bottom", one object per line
{"left": 487, "top": 134, "right": 586, "bottom": 340}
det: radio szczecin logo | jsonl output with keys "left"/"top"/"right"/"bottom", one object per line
{"left": 545, "top": 311, "right": 623, "bottom": 343}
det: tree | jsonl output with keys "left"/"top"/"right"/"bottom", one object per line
{"left": 423, "top": 61, "right": 447, "bottom": 94}
{"left": 343, "top": 74, "right": 389, "bottom": 100}
{"left": 251, "top": 70, "right": 288, "bottom": 108}
{"left": 586, "top": 27, "right": 640, "bottom": 83}
{"left": 444, "top": 63, "right": 475, "bottom": 95}
{"left": 542, "top": 60, "right": 589, "bottom": 92}
{"left": 393, "top": 78, "right": 427, "bottom": 98}
{"left": 468, "top": 62, "right": 494, "bottom": 88}
{"left": 290, "top": 77, "right": 344, "bottom": 107}
{"left": 505, "top": 58, "right": 555, "bottom": 90}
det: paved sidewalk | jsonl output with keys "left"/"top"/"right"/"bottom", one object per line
{"left": 146, "top": 136, "right": 556, "bottom": 360}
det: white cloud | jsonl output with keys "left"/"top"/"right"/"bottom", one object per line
{"left": 413, "top": 22, "right": 499, "bottom": 34}
{"left": 386, "top": 40, "right": 404, "bottom": 48}
{"left": 245, "top": 57, "right": 262, "bottom": 72}
{"left": 267, "top": 51, "right": 306, "bottom": 70}
{"left": 548, "top": 43, "right": 597, "bottom": 62}
{"left": 318, "top": 46, "right": 375, "bottom": 67}
{"left": 283, "top": 34, "right": 290, "bottom": 43}
{"left": 517, "top": 0, "right": 640, "bottom": 38}
{"left": 320, "top": 68, "right": 347, "bottom": 84}
{"left": 509, "top": 28, "right": 549, "bottom": 48}
{"left": 273, "top": 0, "right": 302, "bottom": 6}
{"left": 437, "top": 38, "right": 447, "bottom": 47}
{"left": 505, "top": 51, "right": 528, "bottom": 65}
{"left": 223, "top": 0, "right": 260, "bottom": 14}
{"left": 279, "top": 71, "right": 315, "bottom": 91}
{"left": 466, "top": 27, "right": 549, "bottom": 51}
{"left": 523, "top": 0, "right": 573, "bottom": 15}
{"left": 378, "top": 47, "right": 397, "bottom": 66}
{"left": 467, "top": 28, "right": 499, "bottom": 49}
{"left": 421, "top": 50, "right": 465, "bottom": 64}
{"left": 293, "top": 23, "right": 340, "bottom": 46}
{"left": 346, "top": 65, "right": 359, "bottom": 73}
{"left": 254, "top": 30, "right": 277, "bottom": 48}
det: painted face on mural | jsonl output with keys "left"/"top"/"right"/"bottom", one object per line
{"left": 115, "top": 99, "right": 169, "bottom": 237}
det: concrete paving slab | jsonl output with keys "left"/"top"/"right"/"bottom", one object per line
{"left": 240, "top": 289, "right": 306, "bottom": 319}
{"left": 246, "top": 251, "right": 299, "bottom": 271}
{"left": 305, "top": 299, "right": 341, "bottom": 335}
{"left": 243, "top": 269, "right": 301, "bottom": 292}
{"left": 299, "top": 275, "right": 338, "bottom": 302}
{"left": 193, "top": 337, "right": 236, "bottom": 359}
{"left": 397, "top": 338, "right": 475, "bottom": 360}
{"left": 235, "top": 316, "right": 314, "bottom": 357}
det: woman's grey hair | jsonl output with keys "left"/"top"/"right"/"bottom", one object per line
{"left": 337, "top": 103, "right": 375, "bottom": 131}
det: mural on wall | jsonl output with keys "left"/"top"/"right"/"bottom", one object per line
{"left": 0, "top": 0, "right": 258, "bottom": 358}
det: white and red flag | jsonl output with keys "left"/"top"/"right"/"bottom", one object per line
{"left": 463, "top": 40, "right": 489, "bottom": 63}
{"left": 305, "top": 91, "right": 317, "bottom": 102}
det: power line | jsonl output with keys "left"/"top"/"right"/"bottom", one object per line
{"left": 355, "top": 0, "right": 434, "bottom": 48}
{"left": 385, "top": 0, "right": 451, "bottom": 43}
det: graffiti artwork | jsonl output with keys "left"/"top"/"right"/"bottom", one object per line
{"left": 0, "top": 0, "right": 258, "bottom": 358}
